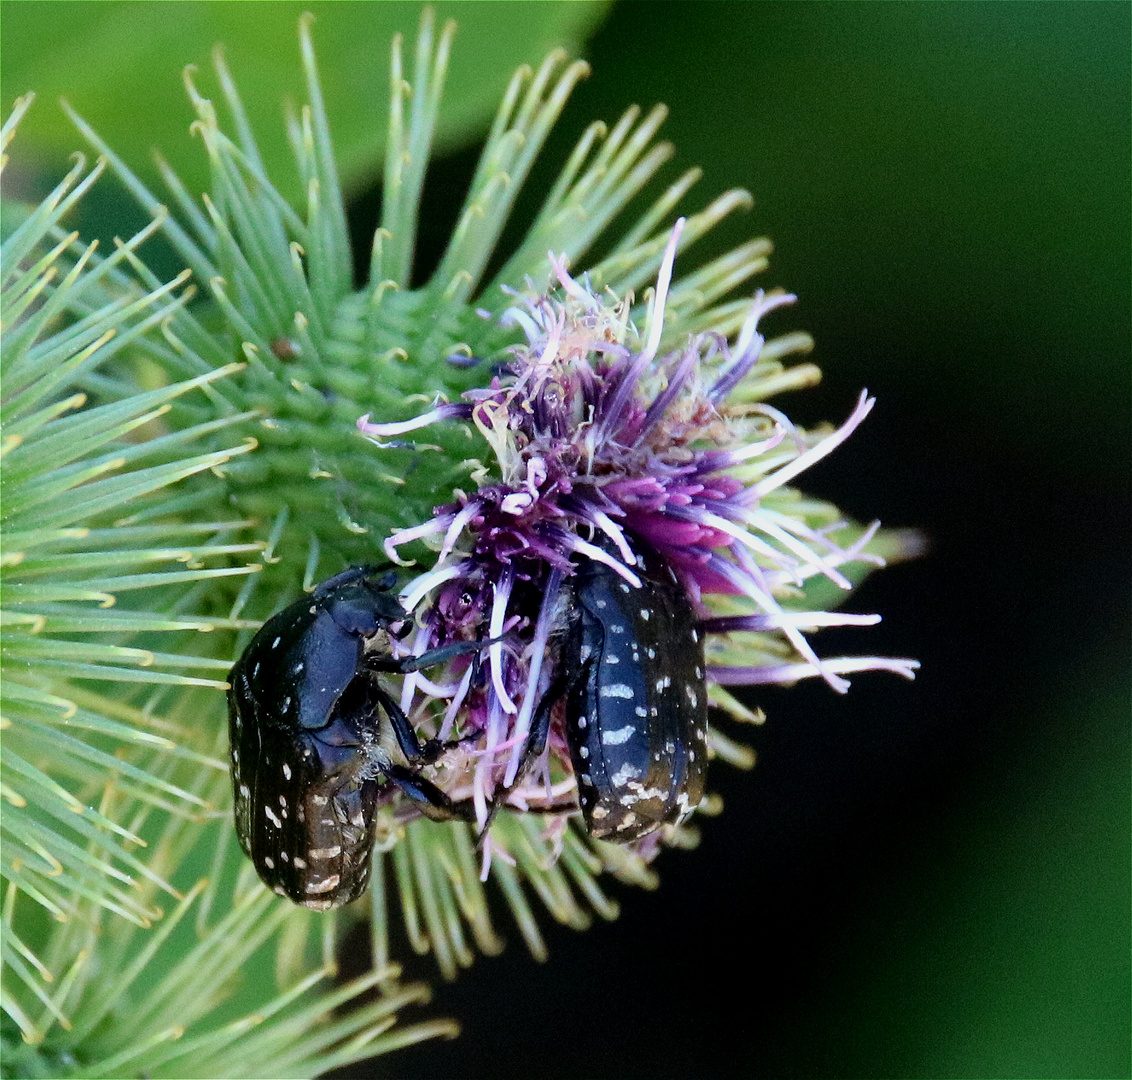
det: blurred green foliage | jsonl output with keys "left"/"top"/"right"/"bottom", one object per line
{"left": 781, "top": 666, "right": 1129, "bottom": 1079}
{"left": 1, "top": 0, "right": 609, "bottom": 200}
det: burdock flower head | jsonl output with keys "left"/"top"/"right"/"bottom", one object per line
{"left": 4, "top": 9, "right": 922, "bottom": 1072}
{"left": 360, "top": 219, "right": 919, "bottom": 866}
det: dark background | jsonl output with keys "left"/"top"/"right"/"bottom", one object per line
{"left": 4, "top": 2, "right": 1127, "bottom": 1077}
{"left": 359, "top": 4, "right": 1130, "bottom": 1078}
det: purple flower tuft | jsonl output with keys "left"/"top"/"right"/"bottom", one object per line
{"left": 360, "top": 219, "right": 918, "bottom": 862}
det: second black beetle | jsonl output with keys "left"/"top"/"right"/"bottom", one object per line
{"left": 506, "top": 533, "right": 709, "bottom": 842}
{"left": 228, "top": 567, "right": 476, "bottom": 910}
{"left": 562, "top": 536, "right": 708, "bottom": 840}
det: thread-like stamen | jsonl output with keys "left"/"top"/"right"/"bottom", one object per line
{"left": 357, "top": 402, "right": 470, "bottom": 438}
{"left": 753, "top": 391, "right": 875, "bottom": 498}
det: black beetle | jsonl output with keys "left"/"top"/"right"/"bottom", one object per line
{"left": 504, "top": 534, "right": 708, "bottom": 843}
{"left": 228, "top": 566, "right": 478, "bottom": 909}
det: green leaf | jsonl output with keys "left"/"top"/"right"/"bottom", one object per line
{"left": 1, "top": 0, "right": 611, "bottom": 200}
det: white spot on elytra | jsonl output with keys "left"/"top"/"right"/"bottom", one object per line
{"left": 640, "top": 608, "right": 650, "bottom": 620}
{"left": 309, "top": 846, "right": 342, "bottom": 859}
{"left": 282, "top": 763, "right": 292, "bottom": 780}
{"left": 305, "top": 874, "right": 341, "bottom": 894}
{"left": 271, "top": 637, "right": 281, "bottom": 649}
{"left": 600, "top": 683, "right": 634, "bottom": 699}
{"left": 579, "top": 746, "right": 589, "bottom": 759}
{"left": 610, "top": 763, "right": 641, "bottom": 786}
{"left": 604, "top": 654, "right": 620, "bottom": 664}
{"left": 263, "top": 856, "right": 275, "bottom": 869}
{"left": 635, "top": 706, "right": 648, "bottom": 717}
{"left": 293, "top": 856, "right": 307, "bottom": 869}
{"left": 602, "top": 724, "right": 635, "bottom": 745}
{"left": 264, "top": 806, "right": 282, "bottom": 828}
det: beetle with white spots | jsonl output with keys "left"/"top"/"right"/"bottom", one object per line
{"left": 508, "top": 533, "right": 708, "bottom": 843}
{"left": 228, "top": 567, "right": 485, "bottom": 910}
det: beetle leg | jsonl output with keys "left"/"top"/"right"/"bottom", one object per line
{"left": 364, "top": 671, "right": 476, "bottom": 765}
{"left": 310, "top": 565, "right": 373, "bottom": 598}
{"left": 398, "top": 636, "right": 498, "bottom": 672}
{"left": 475, "top": 661, "right": 587, "bottom": 847}
{"left": 410, "top": 727, "right": 480, "bottom": 769}
{"left": 362, "top": 635, "right": 504, "bottom": 762}
{"left": 359, "top": 677, "right": 476, "bottom": 821}
{"left": 365, "top": 675, "right": 429, "bottom": 763}
{"left": 363, "top": 634, "right": 503, "bottom": 675}
{"left": 518, "top": 667, "right": 573, "bottom": 767}
{"left": 381, "top": 763, "right": 476, "bottom": 823}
